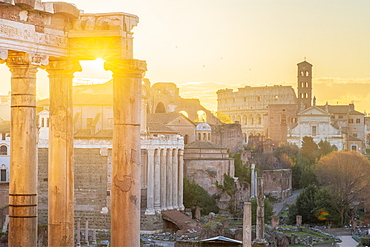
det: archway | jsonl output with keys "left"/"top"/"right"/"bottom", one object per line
{"left": 155, "top": 102, "right": 166, "bottom": 113}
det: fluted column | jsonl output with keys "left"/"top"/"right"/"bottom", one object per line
{"left": 166, "top": 148, "right": 173, "bottom": 209}
{"left": 178, "top": 149, "right": 185, "bottom": 210}
{"left": 172, "top": 149, "right": 179, "bottom": 209}
{"left": 105, "top": 59, "right": 146, "bottom": 247}
{"left": 154, "top": 149, "right": 161, "bottom": 212}
{"left": 145, "top": 149, "right": 155, "bottom": 215}
{"left": 160, "top": 148, "right": 167, "bottom": 210}
{"left": 45, "top": 59, "right": 81, "bottom": 246}
{"left": 7, "top": 51, "right": 40, "bottom": 247}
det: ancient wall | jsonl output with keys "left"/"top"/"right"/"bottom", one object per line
{"left": 38, "top": 148, "right": 111, "bottom": 229}
{"left": 211, "top": 123, "right": 243, "bottom": 153}
{"left": 262, "top": 169, "right": 292, "bottom": 200}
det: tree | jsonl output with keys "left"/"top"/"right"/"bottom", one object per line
{"left": 288, "top": 185, "right": 340, "bottom": 225}
{"left": 273, "top": 143, "right": 299, "bottom": 160}
{"left": 315, "top": 151, "right": 370, "bottom": 225}
{"left": 301, "top": 136, "right": 319, "bottom": 163}
{"left": 233, "top": 153, "right": 251, "bottom": 183}
{"left": 215, "top": 111, "right": 232, "bottom": 124}
{"left": 183, "top": 177, "right": 219, "bottom": 215}
{"left": 318, "top": 140, "right": 336, "bottom": 158}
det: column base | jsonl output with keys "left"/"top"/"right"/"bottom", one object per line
{"left": 145, "top": 209, "right": 156, "bottom": 216}
{"left": 252, "top": 240, "right": 269, "bottom": 246}
{"left": 179, "top": 205, "right": 185, "bottom": 211}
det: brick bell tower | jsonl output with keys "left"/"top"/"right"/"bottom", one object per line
{"left": 297, "top": 60, "right": 313, "bottom": 111}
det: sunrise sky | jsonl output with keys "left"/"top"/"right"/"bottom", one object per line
{"left": 1, "top": 0, "right": 370, "bottom": 112}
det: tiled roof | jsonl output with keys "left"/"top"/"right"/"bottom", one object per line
{"left": 147, "top": 123, "right": 177, "bottom": 134}
{"left": 318, "top": 105, "right": 350, "bottom": 114}
{"left": 349, "top": 110, "right": 364, "bottom": 116}
{"left": 185, "top": 140, "right": 225, "bottom": 149}
{"left": 148, "top": 113, "right": 195, "bottom": 125}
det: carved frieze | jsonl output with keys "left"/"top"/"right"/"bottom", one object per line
{"left": 73, "top": 13, "right": 138, "bottom": 33}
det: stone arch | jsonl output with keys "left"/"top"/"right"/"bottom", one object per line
{"left": 243, "top": 115, "right": 247, "bottom": 125}
{"left": 257, "top": 114, "right": 262, "bottom": 125}
{"left": 196, "top": 110, "right": 207, "bottom": 122}
{"left": 249, "top": 115, "right": 254, "bottom": 125}
{"left": 155, "top": 102, "right": 166, "bottom": 113}
{"left": 281, "top": 114, "right": 286, "bottom": 124}
{"left": 179, "top": 110, "right": 189, "bottom": 118}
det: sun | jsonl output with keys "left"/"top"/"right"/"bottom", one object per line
{"left": 74, "top": 58, "right": 112, "bottom": 81}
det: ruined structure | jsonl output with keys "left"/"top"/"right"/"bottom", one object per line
{"left": 0, "top": 1, "right": 145, "bottom": 246}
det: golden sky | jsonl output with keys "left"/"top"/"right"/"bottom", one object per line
{"left": 1, "top": 0, "right": 370, "bottom": 113}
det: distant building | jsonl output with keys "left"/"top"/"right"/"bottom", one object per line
{"left": 287, "top": 105, "right": 344, "bottom": 149}
{"left": 217, "top": 60, "right": 367, "bottom": 152}
{"left": 184, "top": 123, "right": 234, "bottom": 195}
{"left": 0, "top": 120, "right": 10, "bottom": 183}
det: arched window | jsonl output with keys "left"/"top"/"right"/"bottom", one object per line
{"left": 184, "top": 134, "right": 189, "bottom": 145}
{"left": 281, "top": 114, "right": 286, "bottom": 124}
{"left": 198, "top": 133, "right": 201, "bottom": 141}
{"left": 207, "top": 133, "right": 211, "bottom": 141}
{"left": 155, "top": 102, "right": 166, "bottom": 113}
{"left": 306, "top": 71, "right": 309, "bottom": 76}
{"left": 258, "top": 116, "right": 262, "bottom": 125}
{"left": 0, "top": 146, "right": 7, "bottom": 155}
{"left": 203, "top": 133, "right": 207, "bottom": 140}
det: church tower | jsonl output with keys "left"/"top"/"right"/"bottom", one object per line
{"left": 297, "top": 60, "right": 313, "bottom": 111}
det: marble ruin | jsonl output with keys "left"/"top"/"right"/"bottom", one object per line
{"left": 0, "top": 1, "right": 145, "bottom": 246}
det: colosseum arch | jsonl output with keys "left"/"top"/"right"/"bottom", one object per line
{"left": 155, "top": 102, "right": 166, "bottom": 113}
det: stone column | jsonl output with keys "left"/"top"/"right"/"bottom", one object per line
{"left": 45, "top": 59, "right": 81, "bottom": 247}
{"left": 145, "top": 149, "right": 155, "bottom": 215}
{"left": 250, "top": 164, "right": 256, "bottom": 198}
{"left": 255, "top": 177, "right": 266, "bottom": 244}
{"left": 243, "top": 202, "right": 252, "bottom": 247}
{"left": 85, "top": 219, "right": 89, "bottom": 245}
{"left": 160, "top": 148, "right": 167, "bottom": 210}
{"left": 178, "top": 149, "right": 185, "bottom": 210}
{"left": 7, "top": 51, "right": 40, "bottom": 247}
{"left": 172, "top": 148, "right": 179, "bottom": 209}
{"left": 154, "top": 149, "right": 161, "bottom": 212}
{"left": 76, "top": 219, "right": 81, "bottom": 246}
{"left": 166, "top": 148, "right": 173, "bottom": 209}
{"left": 105, "top": 59, "right": 146, "bottom": 247}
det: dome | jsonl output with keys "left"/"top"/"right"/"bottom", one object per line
{"left": 195, "top": 122, "right": 211, "bottom": 131}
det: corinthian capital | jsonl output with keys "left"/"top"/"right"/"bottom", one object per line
{"left": 43, "top": 59, "right": 82, "bottom": 75}
{"left": 104, "top": 59, "right": 147, "bottom": 75}
{"left": 6, "top": 51, "right": 48, "bottom": 66}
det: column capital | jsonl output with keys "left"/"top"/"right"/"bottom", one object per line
{"left": 6, "top": 51, "right": 48, "bottom": 66}
{"left": 43, "top": 59, "right": 82, "bottom": 75}
{"left": 104, "top": 59, "right": 147, "bottom": 75}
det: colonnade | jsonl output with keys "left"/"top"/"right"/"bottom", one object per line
{"left": 146, "top": 148, "right": 184, "bottom": 215}
{"left": 4, "top": 50, "right": 145, "bottom": 246}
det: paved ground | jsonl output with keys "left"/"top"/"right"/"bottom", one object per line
{"left": 338, "top": 236, "right": 358, "bottom": 247}
{"left": 273, "top": 189, "right": 302, "bottom": 215}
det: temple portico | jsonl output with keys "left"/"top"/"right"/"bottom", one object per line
{"left": 0, "top": 1, "right": 146, "bottom": 246}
